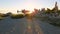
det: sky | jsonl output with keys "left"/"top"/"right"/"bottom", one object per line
{"left": 0, "top": 0, "right": 60, "bottom": 13}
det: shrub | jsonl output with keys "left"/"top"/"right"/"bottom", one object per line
{"left": 0, "top": 16, "right": 4, "bottom": 20}
{"left": 11, "top": 14, "right": 25, "bottom": 19}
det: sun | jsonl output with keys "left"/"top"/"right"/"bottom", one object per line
{"left": 21, "top": 2, "right": 36, "bottom": 13}
{"left": 24, "top": 6, "right": 34, "bottom": 13}
{"left": 25, "top": 8, "right": 34, "bottom": 13}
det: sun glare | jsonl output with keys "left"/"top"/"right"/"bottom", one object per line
{"left": 25, "top": 8, "right": 34, "bottom": 13}
{"left": 21, "top": 1, "right": 37, "bottom": 13}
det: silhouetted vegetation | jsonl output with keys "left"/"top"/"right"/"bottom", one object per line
{"left": 0, "top": 14, "right": 5, "bottom": 20}
{"left": 11, "top": 14, "right": 25, "bottom": 19}
{"left": 0, "top": 13, "right": 10, "bottom": 17}
{"left": 36, "top": 2, "right": 60, "bottom": 27}
{"left": 48, "top": 18, "right": 60, "bottom": 26}
{"left": 0, "top": 16, "right": 4, "bottom": 20}
{"left": 6, "top": 12, "right": 12, "bottom": 16}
